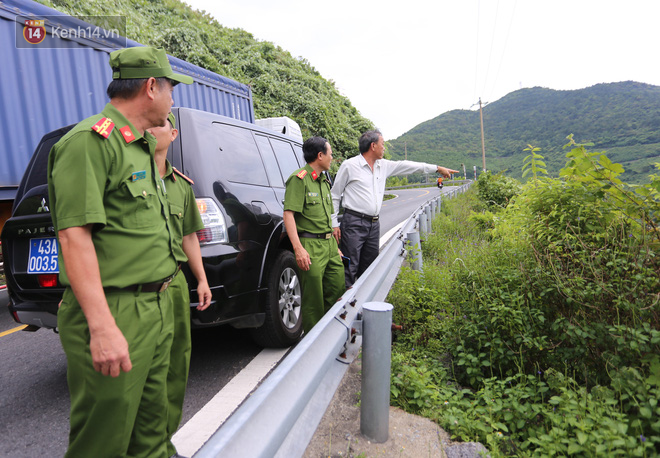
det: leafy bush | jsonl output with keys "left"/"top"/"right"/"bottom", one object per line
{"left": 475, "top": 171, "right": 522, "bottom": 210}
{"left": 388, "top": 144, "right": 660, "bottom": 456}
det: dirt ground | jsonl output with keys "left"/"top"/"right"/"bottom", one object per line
{"left": 303, "top": 359, "right": 488, "bottom": 458}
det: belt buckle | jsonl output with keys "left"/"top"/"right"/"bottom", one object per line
{"left": 325, "top": 233, "right": 331, "bottom": 239}
{"left": 372, "top": 216, "right": 379, "bottom": 222}
{"left": 159, "top": 277, "right": 173, "bottom": 293}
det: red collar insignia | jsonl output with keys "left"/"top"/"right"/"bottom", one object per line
{"left": 119, "top": 125, "right": 135, "bottom": 143}
{"left": 91, "top": 117, "right": 114, "bottom": 139}
{"left": 311, "top": 170, "right": 318, "bottom": 180}
{"left": 172, "top": 167, "right": 194, "bottom": 185}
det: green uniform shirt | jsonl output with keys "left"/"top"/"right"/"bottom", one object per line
{"left": 48, "top": 103, "right": 178, "bottom": 287}
{"left": 283, "top": 164, "right": 334, "bottom": 233}
{"left": 162, "top": 160, "right": 204, "bottom": 263}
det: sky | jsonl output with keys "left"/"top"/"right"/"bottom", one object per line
{"left": 183, "top": 0, "right": 660, "bottom": 140}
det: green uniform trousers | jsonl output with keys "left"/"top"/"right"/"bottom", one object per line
{"left": 165, "top": 272, "right": 191, "bottom": 457}
{"left": 58, "top": 286, "right": 174, "bottom": 458}
{"left": 299, "top": 236, "right": 345, "bottom": 333}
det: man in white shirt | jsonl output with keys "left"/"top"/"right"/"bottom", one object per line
{"left": 331, "top": 130, "right": 458, "bottom": 286}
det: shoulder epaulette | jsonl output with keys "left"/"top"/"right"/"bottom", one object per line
{"left": 91, "top": 117, "right": 115, "bottom": 139}
{"left": 296, "top": 169, "right": 308, "bottom": 179}
{"left": 119, "top": 125, "right": 135, "bottom": 143}
{"left": 172, "top": 167, "right": 194, "bottom": 185}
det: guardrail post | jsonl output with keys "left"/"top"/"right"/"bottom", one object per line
{"left": 360, "top": 302, "right": 393, "bottom": 444}
{"left": 419, "top": 211, "right": 428, "bottom": 239}
{"left": 406, "top": 231, "right": 422, "bottom": 271}
{"left": 430, "top": 199, "right": 436, "bottom": 221}
{"left": 424, "top": 206, "right": 432, "bottom": 228}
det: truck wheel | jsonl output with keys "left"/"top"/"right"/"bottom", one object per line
{"left": 250, "top": 250, "right": 303, "bottom": 347}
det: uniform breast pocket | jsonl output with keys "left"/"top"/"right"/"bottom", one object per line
{"left": 169, "top": 202, "right": 185, "bottom": 240}
{"left": 305, "top": 193, "right": 324, "bottom": 218}
{"left": 122, "top": 179, "right": 160, "bottom": 228}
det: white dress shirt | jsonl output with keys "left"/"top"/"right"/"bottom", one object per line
{"left": 331, "top": 154, "right": 437, "bottom": 227}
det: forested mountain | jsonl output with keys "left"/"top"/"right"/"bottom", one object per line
{"left": 39, "top": 0, "right": 373, "bottom": 162}
{"left": 389, "top": 81, "right": 660, "bottom": 183}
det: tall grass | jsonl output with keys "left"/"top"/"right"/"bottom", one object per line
{"left": 388, "top": 182, "right": 659, "bottom": 456}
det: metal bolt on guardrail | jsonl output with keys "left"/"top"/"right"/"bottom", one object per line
{"left": 360, "top": 302, "right": 393, "bottom": 443}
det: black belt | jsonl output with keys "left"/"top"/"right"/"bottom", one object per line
{"left": 344, "top": 208, "right": 379, "bottom": 222}
{"left": 108, "top": 265, "right": 181, "bottom": 293}
{"left": 299, "top": 232, "right": 332, "bottom": 239}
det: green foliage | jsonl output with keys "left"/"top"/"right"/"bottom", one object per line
{"left": 386, "top": 176, "right": 409, "bottom": 187}
{"left": 522, "top": 145, "right": 548, "bottom": 182}
{"left": 387, "top": 144, "right": 660, "bottom": 455}
{"left": 475, "top": 171, "right": 522, "bottom": 210}
{"left": 388, "top": 82, "right": 660, "bottom": 184}
{"left": 39, "top": 0, "right": 373, "bottom": 160}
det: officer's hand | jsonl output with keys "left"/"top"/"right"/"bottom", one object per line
{"left": 332, "top": 227, "right": 341, "bottom": 243}
{"left": 294, "top": 247, "right": 311, "bottom": 271}
{"left": 437, "top": 166, "right": 459, "bottom": 178}
{"left": 89, "top": 324, "right": 132, "bottom": 377}
{"left": 196, "top": 280, "right": 213, "bottom": 311}
{"left": 338, "top": 249, "right": 344, "bottom": 258}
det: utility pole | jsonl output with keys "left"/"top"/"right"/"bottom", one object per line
{"left": 479, "top": 98, "right": 486, "bottom": 172}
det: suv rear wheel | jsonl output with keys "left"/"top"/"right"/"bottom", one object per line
{"left": 250, "top": 250, "right": 303, "bottom": 347}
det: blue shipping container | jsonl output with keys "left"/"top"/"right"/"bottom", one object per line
{"left": 0, "top": 0, "right": 255, "bottom": 201}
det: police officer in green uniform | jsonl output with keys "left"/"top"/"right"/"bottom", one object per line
{"left": 48, "top": 47, "right": 192, "bottom": 458}
{"left": 283, "top": 136, "right": 345, "bottom": 333}
{"left": 149, "top": 113, "right": 212, "bottom": 456}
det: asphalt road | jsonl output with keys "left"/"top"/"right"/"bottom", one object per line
{"left": 0, "top": 185, "right": 446, "bottom": 457}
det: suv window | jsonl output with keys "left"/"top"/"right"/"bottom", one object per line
{"left": 270, "top": 138, "right": 301, "bottom": 183}
{"left": 213, "top": 122, "right": 268, "bottom": 186}
{"left": 292, "top": 144, "right": 304, "bottom": 167}
{"left": 254, "top": 135, "right": 284, "bottom": 188}
{"left": 15, "top": 126, "right": 74, "bottom": 207}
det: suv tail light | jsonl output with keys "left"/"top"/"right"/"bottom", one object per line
{"left": 38, "top": 274, "right": 58, "bottom": 288}
{"left": 196, "top": 198, "right": 228, "bottom": 245}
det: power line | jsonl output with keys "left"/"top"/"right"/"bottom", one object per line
{"left": 481, "top": 0, "right": 501, "bottom": 97}
{"left": 473, "top": 0, "right": 481, "bottom": 103}
{"left": 487, "top": 0, "right": 518, "bottom": 102}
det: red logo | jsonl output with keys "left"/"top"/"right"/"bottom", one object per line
{"left": 23, "top": 20, "right": 46, "bottom": 45}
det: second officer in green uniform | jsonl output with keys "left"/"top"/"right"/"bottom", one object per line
{"left": 283, "top": 136, "right": 345, "bottom": 333}
{"left": 149, "top": 112, "right": 213, "bottom": 456}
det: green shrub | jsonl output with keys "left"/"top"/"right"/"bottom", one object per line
{"left": 475, "top": 171, "right": 522, "bottom": 210}
{"left": 388, "top": 145, "right": 660, "bottom": 455}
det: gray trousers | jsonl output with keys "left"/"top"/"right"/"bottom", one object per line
{"left": 339, "top": 211, "right": 380, "bottom": 287}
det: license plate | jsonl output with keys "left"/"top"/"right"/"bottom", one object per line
{"left": 28, "top": 237, "right": 59, "bottom": 274}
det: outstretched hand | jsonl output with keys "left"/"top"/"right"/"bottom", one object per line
{"left": 437, "top": 166, "right": 460, "bottom": 178}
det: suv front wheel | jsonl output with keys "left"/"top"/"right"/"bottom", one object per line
{"left": 250, "top": 250, "right": 303, "bottom": 347}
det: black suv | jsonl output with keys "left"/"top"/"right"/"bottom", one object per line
{"left": 1, "top": 107, "right": 305, "bottom": 347}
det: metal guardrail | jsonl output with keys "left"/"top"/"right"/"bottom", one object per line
{"left": 386, "top": 179, "right": 470, "bottom": 190}
{"left": 195, "top": 182, "right": 473, "bottom": 458}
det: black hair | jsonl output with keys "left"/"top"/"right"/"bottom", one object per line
{"left": 106, "top": 77, "right": 173, "bottom": 100}
{"left": 302, "top": 136, "right": 329, "bottom": 163}
{"left": 358, "top": 130, "right": 383, "bottom": 154}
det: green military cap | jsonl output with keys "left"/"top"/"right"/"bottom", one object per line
{"left": 167, "top": 112, "right": 176, "bottom": 129}
{"left": 109, "top": 47, "right": 193, "bottom": 85}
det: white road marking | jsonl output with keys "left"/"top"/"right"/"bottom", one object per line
{"left": 172, "top": 347, "right": 289, "bottom": 456}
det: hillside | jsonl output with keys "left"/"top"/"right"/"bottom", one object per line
{"left": 39, "top": 0, "right": 373, "bottom": 163}
{"left": 389, "top": 81, "right": 660, "bottom": 182}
